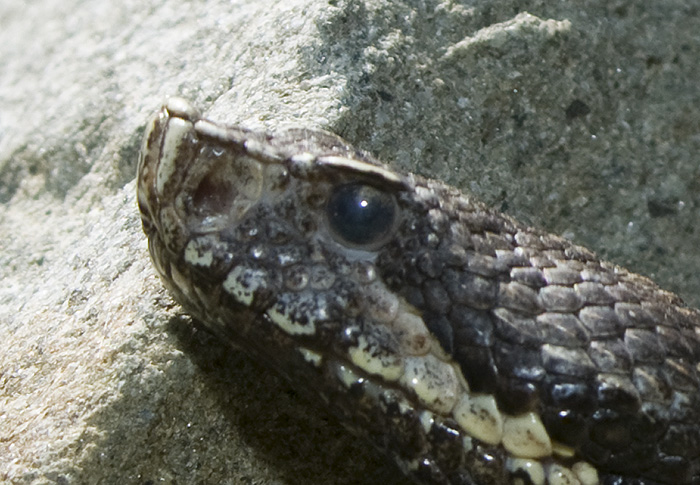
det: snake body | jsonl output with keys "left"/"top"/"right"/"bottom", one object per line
{"left": 137, "top": 98, "right": 700, "bottom": 485}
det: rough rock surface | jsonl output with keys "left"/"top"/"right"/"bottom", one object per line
{"left": 1, "top": 1, "right": 698, "bottom": 484}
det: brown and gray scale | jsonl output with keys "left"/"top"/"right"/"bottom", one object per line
{"left": 137, "top": 98, "right": 700, "bottom": 485}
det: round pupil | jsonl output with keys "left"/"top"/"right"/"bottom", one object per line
{"left": 326, "top": 183, "right": 396, "bottom": 247}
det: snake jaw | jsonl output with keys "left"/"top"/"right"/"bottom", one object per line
{"left": 138, "top": 98, "right": 700, "bottom": 485}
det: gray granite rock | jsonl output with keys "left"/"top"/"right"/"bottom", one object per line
{"left": 1, "top": 0, "right": 698, "bottom": 484}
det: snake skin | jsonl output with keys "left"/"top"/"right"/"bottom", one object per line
{"left": 137, "top": 98, "right": 700, "bottom": 485}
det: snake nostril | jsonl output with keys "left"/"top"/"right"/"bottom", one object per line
{"left": 193, "top": 171, "right": 234, "bottom": 215}
{"left": 187, "top": 153, "right": 264, "bottom": 227}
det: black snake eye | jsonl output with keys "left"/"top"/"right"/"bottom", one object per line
{"left": 326, "top": 183, "right": 397, "bottom": 248}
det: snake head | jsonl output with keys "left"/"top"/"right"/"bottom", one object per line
{"left": 137, "top": 98, "right": 700, "bottom": 485}
{"left": 137, "top": 97, "right": 418, "bottom": 341}
{"left": 137, "top": 97, "right": 500, "bottom": 483}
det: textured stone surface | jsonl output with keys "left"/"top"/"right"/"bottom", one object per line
{"left": 1, "top": 0, "right": 698, "bottom": 484}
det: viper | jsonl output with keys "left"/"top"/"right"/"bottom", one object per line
{"left": 137, "top": 97, "right": 700, "bottom": 485}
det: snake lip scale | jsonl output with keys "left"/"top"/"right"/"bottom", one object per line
{"left": 137, "top": 97, "right": 700, "bottom": 485}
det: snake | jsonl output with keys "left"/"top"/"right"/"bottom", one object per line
{"left": 136, "top": 97, "right": 700, "bottom": 485}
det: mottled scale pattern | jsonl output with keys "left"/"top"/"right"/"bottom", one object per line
{"left": 137, "top": 98, "right": 700, "bottom": 485}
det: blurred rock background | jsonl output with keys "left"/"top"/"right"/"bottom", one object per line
{"left": 1, "top": 1, "right": 698, "bottom": 483}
